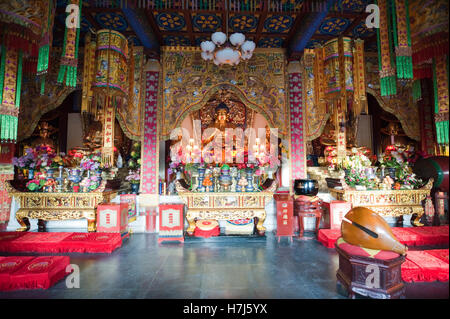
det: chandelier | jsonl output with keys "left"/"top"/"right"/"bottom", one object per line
{"left": 200, "top": 32, "right": 255, "bottom": 66}
{"left": 200, "top": 1, "right": 255, "bottom": 66}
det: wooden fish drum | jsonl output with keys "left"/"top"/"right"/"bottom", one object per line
{"left": 413, "top": 156, "right": 449, "bottom": 192}
{"left": 93, "top": 29, "right": 129, "bottom": 96}
{"left": 341, "top": 207, "right": 407, "bottom": 255}
{"left": 323, "top": 37, "right": 354, "bottom": 96}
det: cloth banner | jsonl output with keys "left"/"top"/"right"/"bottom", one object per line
{"left": 288, "top": 71, "right": 307, "bottom": 180}
{"left": 433, "top": 54, "right": 449, "bottom": 155}
{"left": 376, "top": 0, "right": 397, "bottom": 96}
{"left": 101, "top": 96, "right": 115, "bottom": 166}
{"left": 0, "top": 172, "right": 12, "bottom": 224}
{"left": 141, "top": 70, "right": 159, "bottom": 194}
{"left": 116, "top": 46, "right": 144, "bottom": 141}
{"left": 0, "top": 46, "right": 22, "bottom": 142}
{"left": 57, "top": 0, "right": 82, "bottom": 88}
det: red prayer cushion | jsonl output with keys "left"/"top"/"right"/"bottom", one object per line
{"left": 336, "top": 237, "right": 400, "bottom": 260}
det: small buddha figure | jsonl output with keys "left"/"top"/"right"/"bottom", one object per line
{"left": 202, "top": 102, "right": 236, "bottom": 144}
{"left": 202, "top": 102, "right": 238, "bottom": 163}
{"left": 31, "top": 121, "right": 57, "bottom": 150}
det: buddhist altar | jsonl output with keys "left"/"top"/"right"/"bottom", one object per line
{"left": 6, "top": 181, "right": 117, "bottom": 232}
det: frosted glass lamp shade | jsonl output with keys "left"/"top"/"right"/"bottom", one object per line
{"left": 201, "top": 51, "right": 214, "bottom": 61}
{"left": 230, "top": 33, "right": 245, "bottom": 46}
{"left": 241, "top": 52, "right": 253, "bottom": 60}
{"left": 241, "top": 40, "right": 256, "bottom": 54}
{"left": 211, "top": 32, "right": 227, "bottom": 46}
{"left": 215, "top": 48, "right": 240, "bottom": 65}
{"left": 201, "top": 41, "right": 215, "bottom": 53}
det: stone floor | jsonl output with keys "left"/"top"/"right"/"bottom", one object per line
{"left": 0, "top": 232, "right": 448, "bottom": 299}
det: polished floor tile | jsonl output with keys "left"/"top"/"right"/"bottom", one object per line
{"left": 0, "top": 232, "right": 447, "bottom": 299}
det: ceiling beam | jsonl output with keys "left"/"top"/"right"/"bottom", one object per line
{"left": 143, "top": 10, "right": 163, "bottom": 45}
{"left": 254, "top": 0, "right": 269, "bottom": 44}
{"left": 121, "top": 6, "right": 160, "bottom": 51}
{"left": 83, "top": 11, "right": 102, "bottom": 31}
{"left": 285, "top": 10, "right": 306, "bottom": 49}
{"left": 183, "top": 11, "right": 196, "bottom": 44}
{"left": 288, "top": 0, "right": 338, "bottom": 55}
{"left": 344, "top": 12, "right": 370, "bottom": 36}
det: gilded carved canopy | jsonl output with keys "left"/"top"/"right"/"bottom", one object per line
{"left": 302, "top": 52, "right": 421, "bottom": 143}
{"left": 365, "top": 53, "right": 421, "bottom": 141}
{"left": 18, "top": 49, "right": 78, "bottom": 141}
{"left": 160, "top": 47, "right": 289, "bottom": 140}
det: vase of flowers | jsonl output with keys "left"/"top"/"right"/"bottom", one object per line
{"left": 126, "top": 170, "right": 141, "bottom": 194}
{"left": 12, "top": 148, "right": 37, "bottom": 179}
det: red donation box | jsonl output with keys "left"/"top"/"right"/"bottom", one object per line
{"left": 324, "top": 201, "right": 352, "bottom": 229}
{"left": 158, "top": 204, "right": 184, "bottom": 243}
{"left": 97, "top": 203, "right": 129, "bottom": 233}
{"left": 274, "top": 193, "right": 294, "bottom": 243}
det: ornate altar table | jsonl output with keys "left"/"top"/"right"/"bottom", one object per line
{"left": 6, "top": 182, "right": 117, "bottom": 232}
{"left": 328, "top": 179, "right": 433, "bottom": 227}
{"left": 178, "top": 191, "right": 274, "bottom": 236}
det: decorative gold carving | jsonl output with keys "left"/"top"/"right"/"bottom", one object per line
{"left": 328, "top": 179, "right": 433, "bottom": 227}
{"left": 179, "top": 191, "right": 273, "bottom": 235}
{"left": 6, "top": 182, "right": 117, "bottom": 232}
{"left": 160, "top": 48, "right": 288, "bottom": 139}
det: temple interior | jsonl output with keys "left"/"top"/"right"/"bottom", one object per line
{"left": 0, "top": 0, "right": 448, "bottom": 301}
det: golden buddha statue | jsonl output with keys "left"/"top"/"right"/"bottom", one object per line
{"left": 202, "top": 102, "right": 237, "bottom": 146}
{"left": 31, "top": 121, "right": 57, "bottom": 150}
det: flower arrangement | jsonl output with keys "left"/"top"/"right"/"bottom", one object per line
{"left": 12, "top": 148, "right": 37, "bottom": 170}
{"left": 66, "top": 148, "right": 85, "bottom": 167}
{"left": 125, "top": 170, "right": 140, "bottom": 184}
{"left": 336, "top": 148, "right": 376, "bottom": 189}
{"left": 339, "top": 152, "right": 372, "bottom": 171}
{"left": 26, "top": 178, "right": 44, "bottom": 191}
{"left": 80, "top": 152, "right": 101, "bottom": 171}
{"left": 379, "top": 145, "right": 403, "bottom": 169}
{"left": 256, "top": 152, "right": 281, "bottom": 170}
{"left": 395, "top": 162, "right": 424, "bottom": 189}
{"left": 80, "top": 176, "right": 101, "bottom": 192}
{"left": 127, "top": 142, "right": 141, "bottom": 169}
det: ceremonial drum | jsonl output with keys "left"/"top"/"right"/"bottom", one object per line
{"left": 323, "top": 37, "right": 354, "bottom": 96}
{"left": 93, "top": 29, "right": 129, "bottom": 96}
{"left": 413, "top": 156, "right": 449, "bottom": 192}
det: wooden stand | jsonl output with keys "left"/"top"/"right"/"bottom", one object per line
{"left": 335, "top": 243, "right": 406, "bottom": 299}
{"left": 294, "top": 197, "right": 323, "bottom": 238}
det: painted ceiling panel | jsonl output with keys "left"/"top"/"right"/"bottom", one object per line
{"left": 154, "top": 12, "right": 187, "bottom": 32}
{"left": 192, "top": 13, "right": 222, "bottom": 33}
{"left": 263, "top": 14, "right": 295, "bottom": 34}
{"left": 257, "top": 37, "right": 285, "bottom": 48}
{"left": 94, "top": 11, "right": 130, "bottom": 31}
{"left": 317, "top": 17, "right": 352, "bottom": 36}
{"left": 229, "top": 14, "right": 259, "bottom": 33}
